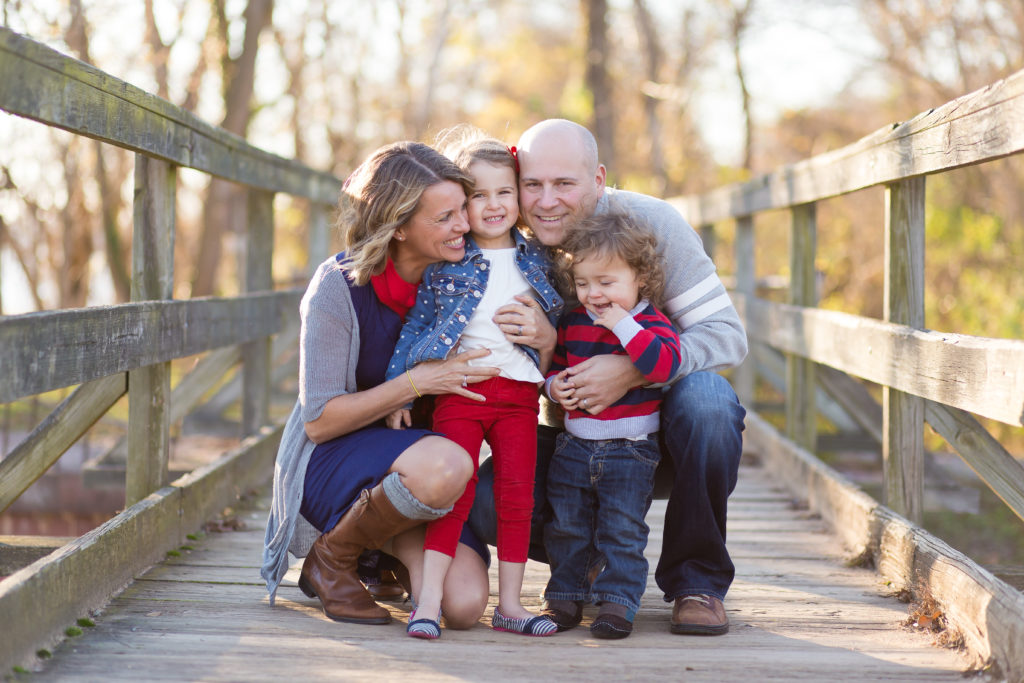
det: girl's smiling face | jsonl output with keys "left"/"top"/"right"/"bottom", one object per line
{"left": 572, "top": 252, "right": 642, "bottom": 316}
{"left": 466, "top": 161, "right": 518, "bottom": 249}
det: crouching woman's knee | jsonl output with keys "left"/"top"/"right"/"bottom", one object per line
{"left": 391, "top": 436, "right": 474, "bottom": 509}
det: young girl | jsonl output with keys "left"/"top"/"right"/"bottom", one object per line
{"left": 543, "top": 210, "right": 681, "bottom": 639}
{"left": 385, "top": 131, "right": 563, "bottom": 638}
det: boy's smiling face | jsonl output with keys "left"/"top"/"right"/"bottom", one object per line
{"left": 572, "top": 252, "right": 641, "bottom": 317}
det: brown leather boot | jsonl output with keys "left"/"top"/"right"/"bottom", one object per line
{"left": 298, "top": 483, "right": 423, "bottom": 624}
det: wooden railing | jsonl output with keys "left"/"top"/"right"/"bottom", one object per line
{"left": 0, "top": 27, "right": 339, "bottom": 669}
{"left": 672, "top": 69, "right": 1024, "bottom": 676}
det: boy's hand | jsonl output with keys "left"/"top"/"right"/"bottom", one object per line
{"left": 592, "top": 302, "right": 630, "bottom": 330}
{"left": 386, "top": 408, "right": 411, "bottom": 430}
{"left": 550, "top": 370, "right": 582, "bottom": 412}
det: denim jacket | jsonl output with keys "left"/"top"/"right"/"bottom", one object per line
{"left": 386, "top": 230, "right": 563, "bottom": 380}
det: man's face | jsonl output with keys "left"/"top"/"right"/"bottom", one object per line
{"left": 517, "top": 137, "right": 605, "bottom": 247}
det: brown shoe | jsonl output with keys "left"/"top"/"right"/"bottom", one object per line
{"left": 366, "top": 569, "right": 406, "bottom": 601}
{"left": 670, "top": 594, "right": 729, "bottom": 635}
{"left": 299, "top": 484, "right": 422, "bottom": 624}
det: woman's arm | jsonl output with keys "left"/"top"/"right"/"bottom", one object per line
{"left": 305, "top": 348, "right": 500, "bottom": 444}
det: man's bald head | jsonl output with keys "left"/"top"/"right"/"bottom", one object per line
{"left": 515, "top": 119, "right": 606, "bottom": 247}
{"left": 518, "top": 119, "right": 600, "bottom": 174}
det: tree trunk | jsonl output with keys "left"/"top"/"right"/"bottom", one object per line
{"left": 633, "top": 0, "right": 667, "bottom": 195}
{"left": 582, "top": 0, "right": 615, "bottom": 175}
{"left": 191, "top": 0, "right": 274, "bottom": 297}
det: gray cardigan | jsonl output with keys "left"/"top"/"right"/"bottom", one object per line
{"left": 261, "top": 256, "right": 360, "bottom": 604}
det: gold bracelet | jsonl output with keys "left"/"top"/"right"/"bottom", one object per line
{"left": 406, "top": 370, "right": 422, "bottom": 398}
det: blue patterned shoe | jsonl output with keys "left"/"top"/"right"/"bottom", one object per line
{"left": 491, "top": 607, "right": 558, "bottom": 637}
{"left": 406, "top": 609, "right": 441, "bottom": 640}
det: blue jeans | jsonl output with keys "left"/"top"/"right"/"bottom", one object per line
{"left": 468, "top": 371, "right": 745, "bottom": 602}
{"left": 544, "top": 433, "right": 659, "bottom": 616}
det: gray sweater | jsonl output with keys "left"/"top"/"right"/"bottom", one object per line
{"left": 261, "top": 256, "right": 359, "bottom": 604}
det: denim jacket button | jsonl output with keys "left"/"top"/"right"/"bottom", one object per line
{"left": 446, "top": 283, "right": 455, "bottom": 292}
{"left": 458, "top": 314, "right": 467, "bottom": 322}
{"left": 473, "top": 290, "right": 481, "bottom": 298}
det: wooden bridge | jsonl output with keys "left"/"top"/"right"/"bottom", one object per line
{"left": 2, "top": 27, "right": 1023, "bottom": 681}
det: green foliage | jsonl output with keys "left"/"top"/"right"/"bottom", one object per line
{"left": 166, "top": 549, "right": 181, "bottom": 557}
{"left": 76, "top": 617, "right": 95, "bottom": 628}
{"left": 35, "top": 649, "right": 51, "bottom": 659}
{"left": 64, "top": 626, "right": 82, "bottom": 637}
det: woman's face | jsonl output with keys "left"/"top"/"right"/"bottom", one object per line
{"left": 394, "top": 180, "right": 470, "bottom": 265}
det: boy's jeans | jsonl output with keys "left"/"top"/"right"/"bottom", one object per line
{"left": 543, "top": 432, "right": 660, "bottom": 616}
{"left": 468, "top": 371, "right": 745, "bottom": 601}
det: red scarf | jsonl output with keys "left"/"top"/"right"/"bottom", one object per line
{"left": 370, "top": 259, "right": 418, "bottom": 319}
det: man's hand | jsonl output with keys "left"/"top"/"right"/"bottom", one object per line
{"left": 561, "top": 355, "right": 644, "bottom": 415}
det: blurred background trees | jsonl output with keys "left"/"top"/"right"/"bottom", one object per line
{"left": 0, "top": 0, "right": 1020, "bottom": 338}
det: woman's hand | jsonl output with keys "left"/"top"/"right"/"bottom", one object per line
{"left": 559, "top": 355, "right": 644, "bottom": 415}
{"left": 409, "top": 347, "right": 500, "bottom": 402}
{"left": 494, "top": 295, "right": 556, "bottom": 353}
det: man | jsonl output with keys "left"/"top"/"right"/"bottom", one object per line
{"left": 470, "top": 118, "right": 747, "bottom": 635}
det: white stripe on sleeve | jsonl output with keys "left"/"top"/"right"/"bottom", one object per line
{"left": 663, "top": 273, "right": 722, "bottom": 317}
{"left": 676, "top": 293, "right": 734, "bottom": 329}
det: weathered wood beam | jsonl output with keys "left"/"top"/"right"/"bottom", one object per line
{"left": 736, "top": 294, "right": 1024, "bottom": 427}
{"left": 924, "top": 400, "right": 1024, "bottom": 524}
{"left": 0, "top": 28, "right": 340, "bottom": 204}
{"left": 745, "top": 411, "right": 1024, "bottom": 680}
{"left": 882, "top": 177, "right": 925, "bottom": 523}
{"left": 0, "top": 374, "right": 127, "bottom": 513}
{"left": 0, "top": 290, "right": 301, "bottom": 403}
{"left": 0, "top": 423, "right": 282, "bottom": 672}
{"left": 242, "top": 189, "right": 274, "bottom": 436}
{"left": 0, "top": 536, "right": 73, "bottom": 576}
{"left": 127, "top": 154, "right": 175, "bottom": 505}
{"left": 672, "top": 68, "right": 1024, "bottom": 224}
{"left": 732, "top": 215, "right": 756, "bottom": 408}
{"left": 786, "top": 203, "right": 817, "bottom": 452}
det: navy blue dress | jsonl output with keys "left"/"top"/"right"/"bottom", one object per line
{"left": 299, "top": 263, "right": 488, "bottom": 562}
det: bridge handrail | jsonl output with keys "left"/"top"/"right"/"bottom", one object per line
{"left": 678, "top": 69, "right": 1024, "bottom": 677}
{"left": 672, "top": 68, "right": 1024, "bottom": 224}
{"left": 0, "top": 29, "right": 334, "bottom": 670}
{"left": 0, "top": 27, "right": 341, "bottom": 203}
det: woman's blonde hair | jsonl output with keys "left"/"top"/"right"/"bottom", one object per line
{"left": 556, "top": 209, "right": 667, "bottom": 307}
{"left": 337, "top": 141, "right": 471, "bottom": 285}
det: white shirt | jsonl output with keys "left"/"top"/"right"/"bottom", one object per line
{"left": 458, "top": 248, "right": 544, "bottom": 383}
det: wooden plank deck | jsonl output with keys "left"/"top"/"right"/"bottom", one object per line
{"left": 27, "top": 460, "right": 975, "bottom": 682}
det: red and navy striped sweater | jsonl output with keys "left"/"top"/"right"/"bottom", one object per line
{"left": 545, "top": 300, "right": 682, "bottom": 440}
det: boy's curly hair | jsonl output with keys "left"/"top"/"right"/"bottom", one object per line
{"left": 556, "top": 209, "right": 667, "bottom": 307}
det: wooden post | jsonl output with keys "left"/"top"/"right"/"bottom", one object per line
{"left": 699, "top": 223, "right": 715, "bottom": 260}
{"left": 242, "top": 189, "right": 275, "bottom": 436}
{"left": 733, "top": 215, "right": 755, "bottom": 409}
{"left": 883, "top": 176, "right": 925, "bottom": 523}
{"left": 786, "top": 203, "right": 817, "bottom": 452}
{"left": 308, "top": 202, "right": 331, "bottom": 274}
{"left": 127, "top": 155, "right": 175, "bottom": 505}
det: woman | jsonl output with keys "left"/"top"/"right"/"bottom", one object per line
{"left": 261, "top": 141, "right": 502, "bottom": 628}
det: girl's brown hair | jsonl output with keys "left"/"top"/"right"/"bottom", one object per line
{"left": 556, "top": 209, "right": 667, "bottom": 307}
{"left": 337, "top": 141, "right": 471, "bottom": 285}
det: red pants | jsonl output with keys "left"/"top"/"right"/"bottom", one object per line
{"left": 425, "top": 376, "right": 539, "bottom": 563}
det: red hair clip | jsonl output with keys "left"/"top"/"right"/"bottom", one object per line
{"left": 507, "top": 145, "right": 520, "bottom": 174}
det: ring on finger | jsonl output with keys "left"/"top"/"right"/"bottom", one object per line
{"left": 518, "top": 324, "right": 524, "bottom": 336}
{"left": 581, "top": 398, "right": 589, "bottom": 409}
{"left": 462, "top": 375, "right": 468, "bottom": 387}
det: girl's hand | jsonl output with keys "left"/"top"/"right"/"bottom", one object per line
{"left": 559, "top": 355, "right": 643, "bottom": 415}
{"left": 494, "top": 295, "right": 556, "bottom": 353}
{"left": 409, "top": 348, "right": 500, "bottom": 401}
{"left": 592, "top": 302, "right": 630, "bottom": 330}
{"left": 386, "top": 408, "right": 411, "bottom": 430}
